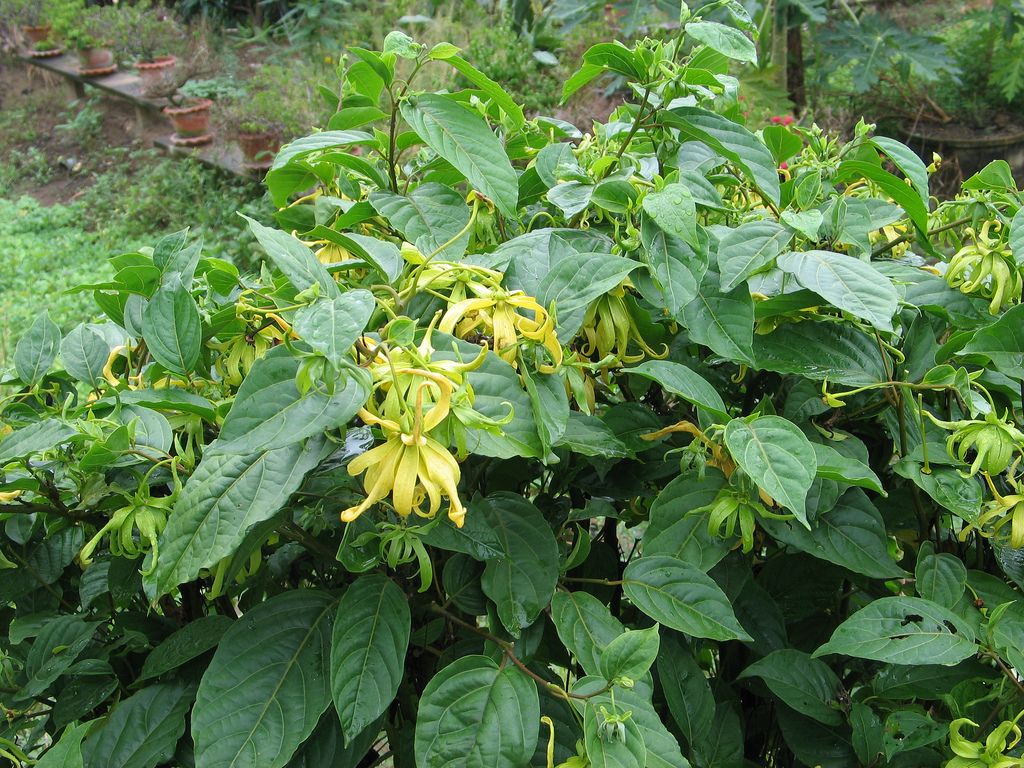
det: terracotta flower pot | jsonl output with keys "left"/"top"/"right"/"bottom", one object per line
{"left": 236, "top": 130, "right": 281, "bottom": 169}
{"left": 135, "top": 55, "right": 177, "bottom": 97}
{"left": 164, "top": 98, "right": 213, "bottom": 142}
{"left": 77, "top": 47, "right": 115, "bottom": 72}
{"left": 22, "top": 24, "right": 51, "bottom": 45}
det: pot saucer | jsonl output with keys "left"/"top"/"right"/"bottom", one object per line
{"left": 78, "top": 64, "right": 117, "bottom": 77}
{"left": 169, "top": 133, "right": 213, "bottom": 147}
{"left": 242, "top": 159, "right": 274, "bottom": 171}
{"left": 28, "top": 48, "right": 63, "bottom": 58}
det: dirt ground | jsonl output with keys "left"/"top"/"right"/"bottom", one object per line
{"left": 0, "top": 56, "right": 172, "bottom": 205}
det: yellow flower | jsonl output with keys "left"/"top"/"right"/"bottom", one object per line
{"left": 344, "top": 368, "right": 467, "bottom": 527}
{"left": 342, "top": 430, "right": 466, "bottom": 527}
{"left": 439, "top": 289, "right": 562, "bottom": 370}
{"left": 579, "top": 283, "right": 667, "bottom": 365}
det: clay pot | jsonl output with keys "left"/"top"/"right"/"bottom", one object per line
{"left": 903, "top": 121, "right": 1024, "bottom": 181}
{"left": 135, "top": 55, "right": 177, "bottom": 97}
{"left": 22, "top": 24, "right": 51, "bottom": 44}
{"left": 236, "top": 130, "right": 281, "bottom": 168}
{"left": 164, "top": 98, "right": 213, "bottom": 139}
{"left": 77, "top": 47, "right": 115, "bottom": 72}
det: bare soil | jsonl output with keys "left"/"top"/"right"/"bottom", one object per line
{"left": 0, "top": 56, "right": 170, "bottom": 204}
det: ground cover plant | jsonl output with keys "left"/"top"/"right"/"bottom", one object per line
{"left": 6, "top": 9, "right": 1024, "bottom": 768}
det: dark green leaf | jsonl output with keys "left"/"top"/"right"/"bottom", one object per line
{"left": 724, "top": 415, "right": 816, "bottom": 524}
{"left": 148, "top": 438, "right": 324, "bottom": 595}
{"left": 330, "top": 575, "right": 410, "bottom": 745}
{"left": 192, "top": 590, "right": 336, "bottom": 768}
{"left": 622, "top": 555, "right": 751, "bottom": 641}
{"left": 551, "top": 591, "right": 626, "bottom": 677}
{"left": 217, "top": 347, "right": 370, "bottom": 453}
{"left": 479, "top": 493, "right": 559, "bottom": 636}
{"left": 83, "top": 682, "right": 195, "bottom": 768}
{"left": 400, "top": 95, "right": 519, "bottom": 218}
{"left": 14, "top": 311, "right": 61, "bottom": 385}
{"left": 139, "top": 616, "right": 233, "bottom": 681}
{"left": 815, "top": 596, "right": 977, "bottom": 665}
{"left": 777, "top": 250, "right": 899, "bottom": 332}
{"left": 663, "top": 107, "right": 781, "bottom": 205}
{"left": 142, "top": 283, "right": 201, "bottom": 376}
{"left": 415, "top": 656, "right": 539, "bottom": 768}
{"left": 293, "top": 290, "right": 375, "bottom": 368}
{"left": 738, "top": 649, "right": 842, "bottom": 725}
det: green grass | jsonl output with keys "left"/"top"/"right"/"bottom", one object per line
{"left": 1, "top": 153, "right": 272, "bottom": 362}
{"left": 0, "top": 196, "right": 114, "bottom": 360}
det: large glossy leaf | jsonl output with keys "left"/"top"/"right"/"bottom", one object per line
{"left": 624, "top": 360, "right": 729, "bottom": 421}
{"left": 370, "top": 184, "right": 472, "bottom": 261}
{"left": 644, "top": 471, "right": 730, "bottom": 571}
{"left": 0, "top": 419, "right": 76, "bottom": 464}
{"left": 330, "top": 574, "right": 410, "bottom": 745}
{"left": 870, "top": 136, "right": 930, "bottom": 207}
{"left": 217, "top": 347, "right": 370, "bottom": 453}
{"left": 656, "top": 634, "right": 715, "bottom": 748}
{"left": 836, "top": 160, "right": 929, "bottom": 233}
{"left": 244, "top": 215, "right": 340, "bottom": 298}
{"left": 15, "top": 311, "right": 60, "bottom": 385}
{"left": 37, "top": 723, "right": 90, "bottom": 768}
{"left": 915, "top": 542, "right": 967, "bottom": 608}
{"left": 148, "top": 437, "right": 324, "bottom": 595}
{"left": 738, "top": 649, "right": 842, "bottom": 725}
{"left": 537, "top": 252, "right": 641, "bottom": 337}
{"left": 814, "top": 596, "right": 977, "bottom": 665}
{"left": 82, "top": 682, "right": 195, "bottom": 768}
{"left": 442, "top": 55, "right": 526, "bottom": 129}
{"left": 754, "top": 319, "right": 890, "bottom": 386}
{"left": 960, "top": 304, "right": 1024, "bottom": 378}
{"left": 812, "top": 443, "right": 884, "bottom": 494}
{"left": 287, "top": 708, "right": 381, "bottom": 768}
{"left": 777, "top": 250, "right": 899, "bottom": 331}
{"left": 551, "top": 591, "right": 626, "bottom": 676}
{"left": 21, "top": 616, "right": 98, "bottom": 699}
{"left": 479, "top": 493, "right": 559, "bottom": 636}
{"left": 142, "top": 282, "right": 201, "bottom": 376}
{"left": 271, "top": 130, "right": 376, "bottom": 170}
{"left": 415, "top": 655, "right": 539, "bottom": 768}
{"left": 60, "top": 323, "right": 110, "bottom": 386}
{"left": 686, "top": 21, "right": 757, "bottom": 64}
{"left": 643, "top": 184, "right": 697, "bottom": 247}
{"left": 682, "top": 271, "right": 754, "bottom": 364}
{"left": 582, "top": 698, "right": 647, "bottom": 768}
{"left": 622, "top": 555, "right": 751, "bottom": 642}
{"left": 663, "top": 107, "right": 781, "bottom": 205}
{"left": 293, "top": 290, "right": 375, "bottom": 368}
{"left": 716, "top": 221, "right": 792, "bottom": 292}
{"left": 400, "top": 94, "right": 519, "bottom": 218}
{"left": 724, "top": 415, "right": 816, "bottom": 525}
{"left": 192, "top": 590, "right": 336, "bottom": 768}
{"left": 571, "top": 679, "right": 685, "bottom": 768}
{"left": 635, "top": 220, "right": 706, "bottom": 316}
{"left": 599, "top": 625, "right": 660, "bottom": 682}
{"left": 759, "top": 489, "right": 905, "bottom": 579}
{"left": 139, "top": 615, "right": 234, "bottom": 681}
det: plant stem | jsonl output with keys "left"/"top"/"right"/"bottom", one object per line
{"left": 430, "top": 603, "right": 609, "bottom": 702}
{"left": 871, "top": 215, "right": 973, "bottom": 257}
{"left": 614, "top": 87, "right": 652, "bottom": 162}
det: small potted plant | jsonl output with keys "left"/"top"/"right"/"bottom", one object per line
{"left": 30, "top": 37, "right": 63, "bottom": 59}
{"left": 218, "top": 65, "right": 313, "bottom": 169}
{"left": 112, "top": 1, "right": 186, "bottom": 97}
{"left": 0, "top": 0, "right": 81, "bottom": 49}
{"left": 148, "top": 46, "right": 225, "bottom": 146}
{"left": 57, "top": 5, "right": 119, "bottom": 75}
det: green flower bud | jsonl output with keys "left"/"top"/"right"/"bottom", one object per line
{"left": 946, "top": 411, "right": 1024, "bottom": 476}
